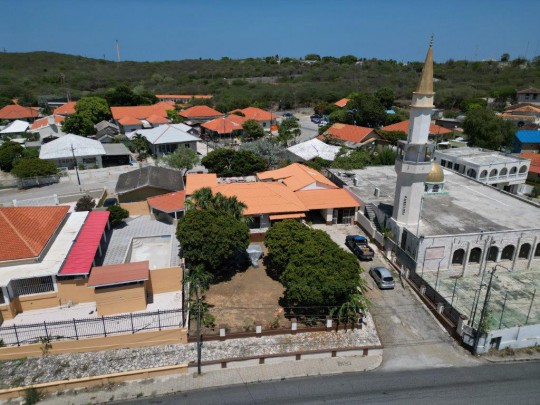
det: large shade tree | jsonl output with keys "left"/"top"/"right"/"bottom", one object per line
{"left": 463, "top": 107, "right": 515, "bottom": 150}
{"left": 159, "top": 147, "right": 198, "bottom": 176}
{"left": 201, "top": 149, "right": 267, "bottom": 177}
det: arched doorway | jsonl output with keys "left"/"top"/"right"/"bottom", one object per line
{"left": 469, "top": 247, "right": 482, "bottom": 263}
{"left": 452, "top": 249, "right": 465, "bottom": 265}
{"left": 487, "top": 246, "right": 498, "bottom": 262}
{"left": 518, "top": 243, "right": 531, "bottom": 259}
{"left": 501, "top": 245, "right": 515, "bottom": 260}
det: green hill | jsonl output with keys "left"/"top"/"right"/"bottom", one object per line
{"left": 0, "top": 52, "right": 539, "bottom": 110}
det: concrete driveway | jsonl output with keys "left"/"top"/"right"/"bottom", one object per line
{"left": 314, "top": 224, "right": 480, "bottom": 371}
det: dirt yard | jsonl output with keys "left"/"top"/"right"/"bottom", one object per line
{"left": 203, "top": 244, "right": 285, "bottom": 333}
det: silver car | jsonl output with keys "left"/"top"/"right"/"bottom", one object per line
{"left": 369, "top": 266, "right": 395, "bottom": 289}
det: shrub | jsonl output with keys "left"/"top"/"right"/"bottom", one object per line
{"left": 11, "top": 158, "right": 58, "bottom": 178}
{"left": 107, "top": 205, "right": 129, "bottom": 226}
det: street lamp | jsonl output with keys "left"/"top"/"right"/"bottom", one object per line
{"left": 473, "top": 264, "right": 513, "bottom": 354}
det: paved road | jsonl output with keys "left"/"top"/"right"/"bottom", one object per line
{"left": 122, "top": 362, "right": 540, "bottom": 404}
{"left": 314, "top": 224, "right": 478, "bottom": 371}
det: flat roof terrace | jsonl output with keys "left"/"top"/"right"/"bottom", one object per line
{"left": 332, "top": 166, "right": 540, "bottom": 236}
{"left": 435, "top": 147, "right": 529, "bottom": 167}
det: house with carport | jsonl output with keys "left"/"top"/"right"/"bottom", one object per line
{"left": 126, "top": 124, "right": 200, "bottom": 156}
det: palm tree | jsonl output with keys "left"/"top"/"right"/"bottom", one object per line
{"left": 186, "top": 187, "right": 249, "bottom": 223}
{"left": 332, "top": 292, "right": 370, "bottom": 330}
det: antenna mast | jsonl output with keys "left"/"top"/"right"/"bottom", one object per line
{"left": 116, "top": 40, "right": 121, "bottom": 62}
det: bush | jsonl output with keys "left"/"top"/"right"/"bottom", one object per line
{"left": 74, "top": 195, "right": 96, "bottom": 212}
{"left": 107, "top": 205, "right": 129, "bottom": 226}
{"left": 11, "top": 158, "right": 58, "bottom": 178}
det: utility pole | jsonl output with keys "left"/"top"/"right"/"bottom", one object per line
{"left": 473, "top": 267, "right": 497, "bottom": 354}
{"left": 71, "top": 144, "right": 82, "bottom": 191}
{"left": 194, "top": 280, "right": 202, "bottom": 375}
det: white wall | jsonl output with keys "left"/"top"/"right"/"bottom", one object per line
{"left": 476, "top": 323, "right": 540, "bottom": 353}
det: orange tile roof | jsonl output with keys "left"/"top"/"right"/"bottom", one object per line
{"left": 111, "top": 103, "right": 172, "bottom": 121}
{"left": 118, "top": 116, "right": 142, "bottom": 126}
{"left": 147, "top": 191, "right": 186, "bottom": 213}
{"left": 155, "top": 94, "right": 213, "bottom": 99}
{"left": 500, "top": 113, "right": 536, "bottom": 122}
{"left": 30, "top": 115, "right": 65, "bottom": 130}
{"left": 88, "top": 261, "right": 149, "bottom": 287}
{"left": 185, "top": 173, "right": 218, "bottom": 195}
{"left": 146, "top": 114, "right": 170, "bottom": 124}
{"left": 257, "top": 163, "right": 337, "bottom": 191}
{"left": 323, "top": 123, "right": 375, "bottom": 143}
{"left": 520, "top": 152, "right": 540, "bottom": 174}
{"left": 334, "top": 98, "right": 350, "bottom": 108}
{"left": 0, "top": 206, "right": 69, "bottom": 262}
{"left": 213, "top": 182, "right": 307, "bottom": 215}
{"left": 295, "top": 189, "right": 360, "bottom": 210}
{"left": 0, "top": 104, "right": 40, "bottom": 120}
{"left": 229, "top": 107, "right": 277, "bottom": 121}
{"left": 179, "top": 105, "right": 223, "bottom": 119}
{"left": 508, "top": 105, "right": 540, "bottom": 114}
{"left": 54, "top": 101, "right": 76, "bottom": 116}
{"left": 201, "top": 114, "right": 247, "bottom": 134}
{"left": 381, "top": 120, "right": 452, "bottom": 135}
{"left": 269, "top": 213, "right": 306, "bottom": 220}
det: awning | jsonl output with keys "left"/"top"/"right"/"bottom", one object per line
{"left": 269, "top": 213, "right": 306, "bottom": 220}
{"left": 88, "top": 261, "right": 149, "bottom": 287}
{"left": 58, "top": 211, "right": 110, "bottom": 276}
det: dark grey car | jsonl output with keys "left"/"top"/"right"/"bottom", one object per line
{"left": 369, "top": 266, "right": 395, "bottom": 289}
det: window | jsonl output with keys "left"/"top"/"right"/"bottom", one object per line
{"left": 469, "top": 247, "right": 482, "bottom": 263}
{"left": 262, "top": 122, "right": 267, "bottom": 127}
{"left": 518, "top": 243, "right": 531, "bottom": 259}
{"left": 454, "top": 164, "right": 461, "bottom": 172}
{"left": 452, "top": 249, "right": 465, "bottom": 265}
{"left": 184, "top": 143, "right": 191, "bottom": 148}
{"left": 487, "top": 246, "right": 498, "bottom": 262}
{"left": 432, "top": 184, "right": 440, "bottom": 192}
{"left": 0, "top": 290, "right": 4, "bottom": 304}
{"left": 11, "top": 276, "right": 54, "bottom": 297}
{"left": 249, "top": 216, "right": 262, "bottom": 229}
{"left": 501, "top": 245, "right": 515, "bottom": 260}
{"left": 510, "top": 167, "right": 517, "bottom": 174}
{"left": 519, "top": 165, "right": 527, "bottom": 174}
{"left": 447, "top": 162, "right": 453, "bottom": 169}
{"left": 441, "top": 159, "right": 447, "bottom": 167}
{"left": 500, "top": 168, "right": 508, "bottom": 176}
{"left": 535, "top": 243, "right": 540, "bottom": 257}
{"left": 490, "top": 169, "right": 498, "bottom": 177}
{"left": 467, "top": 168, "right": 477, "bottom": 178}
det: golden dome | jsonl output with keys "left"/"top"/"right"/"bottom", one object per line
{"left": 426, "top": 162, "right": 444, "bottom": 183}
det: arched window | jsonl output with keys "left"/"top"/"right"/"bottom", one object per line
{"left": 500, "top": 168, "right": 508, "bottom": 176}
{"left": 452, "top": 249, "right": 465, "bottom": 265}
{"left": 433, "top": 184, "right": 440, "bottom": 192}
{"left": 509, "top": 167, "right": 517, "bottom": 175}
{"left": 490, "top": 169, "right": 498, "bottom": 177}
{"left": 480, "top": 170, "right": 487, "bottom": 178}
{"left": 535, "top": 243, "right": 540, "bottom": 257}
{"left": 469, "top": 247, "right": 482, "bottom": 263}
{"left": 518, "top": 243, "right": 531, "bottom": 259}
{"left": 501, "top": 245, "right": 515, "bottom": 260}
{"left": 467, "top": 168, "right": 477, "bottom": 178}
{"left": 519, "top": 165, "right": 527, "bottom": 174}
{"left": 487, "top": 246, "right": 498, "bottom": 262}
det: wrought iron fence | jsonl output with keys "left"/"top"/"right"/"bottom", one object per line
{"left": 0, "top": 308, "right": 184, "bottom": 347}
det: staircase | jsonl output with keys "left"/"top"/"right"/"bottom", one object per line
{"left": 364, "top": 204, "right": 383, "bottom": 232}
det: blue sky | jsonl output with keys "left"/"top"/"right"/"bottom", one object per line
{"left": 1, "top": 0, "right": 539, "bottom": 62}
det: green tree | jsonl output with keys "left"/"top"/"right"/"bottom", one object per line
{"left": 277, "top": 118, "right": 301, "bottom": 145}
{"left": 74, "top": 195, "right": 96, "bottom": 212}
{"left": 305, "top": 54, "right": 321, "bottom": 61}
{"left": 371, "top": 147, "right": 397, "bottom": 166}
{"left": 241, "top": 119, "right": 265, "bottom": 141}
{"left": 0, "top": 97, "right": 12, "bottom": 109}
{"left": 61, "top": 113, "right": 95, "bottom": 135}
{"left": 331, "top": 149, "right": 370, "bottom": 170}
{"left": 166, "top": 109, "right": 184, "bottom": 124}
{"left": 0, "top": 142, "right": 24, "bottom": 172}
{"left": 201, "top": 149, "right": 267, "bottom": 176}
{"left": 376, "top": 129, "right": 407, "bottom": 145}
{"left": 176, "top": 209, "right": 249, "bottom": 278}
{"left": 75, "top": 97, "right": 111, "bottom": 123}
{"left": 107, "top": 205, "right": 129, "bottom": 227}
{"left": 11, "top": 158, "right": 58, "bottom": 178}
{"left": 105, "top": 84, "right": 157, "bottom": 106}
{"left": 500, "top": 53, "right": 510, "bottom": 62}
{"left": 346, "top": 93, "right": 387, "bottom": 128}
{"left": 186, "top": 187, "right": 247, "bottom": 221}
{"left": 159, "top": 147, "right": 198, "bottom": 176}
{"left": 332, "top": 292, "right": 370, "bottom": 329}
{"left": 375, "top": 87, "right": 395, "bottom": 109}
{"left": 463, "top": 108, "right": 515, "bottom": 150}
{"left": 130, "top": 133, "right": 149, "bottom": 154}
{"left": 239, "top": 139, "right": 286, "bottom": 168}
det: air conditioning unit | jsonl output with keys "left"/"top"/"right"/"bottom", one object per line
{"left": 374, "top": 187, "right": 380, "bottom": 197}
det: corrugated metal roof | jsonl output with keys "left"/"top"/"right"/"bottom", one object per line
{"left": 287, "top": 138, "right": 341, "bottom": 161}
{"left": 516, "top": 130, "right": 540, "bottom": 143}
{"left": 88, "top": 261, "right": 149, "bottom": 287}
{"left": 39, "top": 134, "right": 106, "bottom": 159}
{"left": 59, "top": 211, "right": 110, "bottom": 276}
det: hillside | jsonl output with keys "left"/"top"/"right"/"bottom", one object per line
{"left": 1, "top": 52, "right": 539, "bottom": 110}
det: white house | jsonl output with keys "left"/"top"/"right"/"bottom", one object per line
{"left": 127, "top": 124, "right": 200, "bottom": 156}
{"left": 39, "top": 134, "right": 106, "bottom": 169}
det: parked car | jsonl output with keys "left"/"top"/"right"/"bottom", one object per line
{"left": 345, "top": 235, "right": 375, "bottom": 260}
{"left": 369, "top": 266, "right": 395, "bottom": 289}
{"left": 103, "top": 197, "right": 119, "bottom": 208}
{"left": 282, "top": 112, "right": 299, "bottom": 120}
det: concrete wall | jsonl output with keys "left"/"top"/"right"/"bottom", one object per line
{"left": 476, "top": 323, "right": 540, "bottom": 354}
{"left": 12, "top": 292, "right": 58, "bottom": 314}
{"left": 57, "top": 278, "right": 95, "bottom": 305}
{"left": 147, "top": 267, "right": 182, "bottom": 295}
{"left": 95, "top": 284, "right": 147, "bottom": 316}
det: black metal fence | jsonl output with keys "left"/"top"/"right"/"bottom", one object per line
{"left": 0, "top": 308, "right": 184, "bottom": 347}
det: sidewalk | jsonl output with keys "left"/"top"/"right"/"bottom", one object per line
{"left": 38, "top": 354, "right": 382, "bottom": 404}
{"left": 483, "top": 348, "right": 540, "bottom": 363}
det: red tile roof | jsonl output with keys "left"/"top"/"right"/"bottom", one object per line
{"left": 59, "top": 211, "right": 110, "bottom": 276}
{"left": 111, "top": 103, "right": 172, "bottom": 122}
{"left": 295, "top": 189, "right": 360, "bottom": 210}
{"left": 0, "top": 104, "right": 40, "bottom": 120}
{"left": 146, "top": 114, "right": 170, "bottom": 124}
{"left": 185, "top": 173, "right": 218, "bottom": 195}
{"left": 229, "top": 107, "right": 277, "bottom": 121}
{"left": 257, "top": 163, "right": 338, "bottom": 191}
{"left": 179, "top": 105, "right": 223, "bottom": 119}
{"left": 30, "top": 115, "right": 66, "bottom": 130}
{"left": 381, "top": 120, "right": 452, "bottom": 135}
{"left": 147, "top": 191, "right": 186, "bottom": 213}
{"left": 155, "top": 94, "right": 213, "bottom": 99}
{"left": 520, "top": 152, "right": 540, "bottom": 174}
{"left": 88, "top": 261, "right": 149, "bottom": 287}
{"left": 0, "top": 206, "right": 69, "bottom": 262}
{"left": 201, "top": 114, "right": 246, "bottom": 134}
{"left": 54, "top": 101, "right": 77, "bottom": 116}
{"left": 322, "top": 123, "right": 375, "bottom": 143}
{"left": 334, "top": 98, "right": 350, "bottom": 108}
{"left": 118, "top": 116, "right": 142, "bottom": 126}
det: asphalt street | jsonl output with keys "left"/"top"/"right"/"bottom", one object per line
{"left": 121, "top": 361, "right": 540, "bottom": 405}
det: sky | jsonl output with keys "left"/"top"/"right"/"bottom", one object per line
{"left": 1, "top": 0, "right": 540, "bottom": 63}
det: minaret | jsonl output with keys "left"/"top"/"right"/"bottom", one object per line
{"left": 391, "top": 41, "right": 436, "bottom": 228}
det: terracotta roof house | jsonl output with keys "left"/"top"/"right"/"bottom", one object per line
{"left": 185, "top": 173, "right": 218, "bottom": 195}
{"left": 201, "top": 114, "right": 246, "bottom": 138}
{"left": 28, "top": 115, "right": 67, "bottom": 142}
{"left": 257, "top": 162, "right": 338, "bottom": 191}
{"left": 334, "top": 98, "right": 350, "bottom": 108}
{"left": 111, "top": 102, "right": 174, "bottom": 133}
{"left": 320, "top": 123, "right": 382, "bottom": 148}
{"left": 179, "top": 105, "right": 223, "bottom": 124}
{"left": 229, "top": 107, "right": 277, "bottom": 129}
{"left": 381, "top": 120, "right": 452, "bottom": 137}
{"left": 54, "top": 101, "right": 77, "bottom": 116}
{"left": 520, "top": 152, "right": 540, "bottom": 182}
{"left": 126, "top": 124, "right": 200, "bottom": 156}
{"left": 147, "top": 191, "right": 186, "bottom": 220}
{"left": 115, "top": 166, "right": 184, "bottom": 203}
{"left": 0, "top": 104, "right": 40, "bottom": 122}
{"left": 517, "top": 87, "right": 540, "bottom": 106}
{"left": 501, "top": 104, "right": 540, "bottom": 126}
